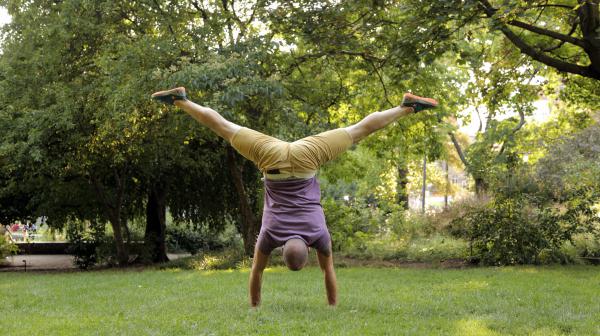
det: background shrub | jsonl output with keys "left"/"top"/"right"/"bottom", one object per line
{"left": 66, "top": 220, "right": 111, "bottom": 269}
{"left": 572, "top": 233, "right": 600, "bottom": 259}
{"left": 451, "top": 197, "right": 542, "bottom": 265}
{"left": 322, "top": 197, "right": 387, "bottom": 252}
{"left": 1, "top": 227, "right": 19, "bottom": 261}
{"left": 165, "top": 226, "right": 236, "bottom": 254}
{"left": 449, "top": 193, "right": 600, "bottom": 265}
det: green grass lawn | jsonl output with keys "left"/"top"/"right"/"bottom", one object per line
{"left": 1, "top": 266, "right": 599, "bottom": 335}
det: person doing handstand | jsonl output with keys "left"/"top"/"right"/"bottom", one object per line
{"left": 151, "top": 87, "right": 438, "bottom": 307}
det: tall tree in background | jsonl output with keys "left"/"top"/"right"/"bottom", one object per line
{"left": 0, "top": 1, "right": 247, "bottom": 261}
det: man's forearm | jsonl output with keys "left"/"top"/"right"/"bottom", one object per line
{"left": 249, "top": 270, "right": 262, "bottom": 307}
{"left": 324, "top": 270, "right": 337, "bottom": 306}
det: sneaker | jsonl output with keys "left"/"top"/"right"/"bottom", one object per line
{"left": 151, "top": 87, "right": 187, "bottom": 105}
{"left": 401, "top": 93, "right": 438, "bottom": 113}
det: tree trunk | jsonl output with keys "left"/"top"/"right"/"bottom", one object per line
{"left": 108, "top": 213, "right": 129, "bottom": 266}
{"left": 396, "top": 164, "right": 409, "bottom": 210}
{"left": 226, "top": 147, "right": 260, "bottom": 255}
{"left": 577, "top": 0, "right": 600, "bottom": 78}
{"left": 124, "top": 221, "right": 132, "bottom": 244}
{"left": 444, "top": 161, "right": 449, "bottom": 210}
{"left": 421, "top": 156, "right": 427, "bottom": 213}
{"left": 144, "top": 184, "right": 169, "bottom": 263}
{"left": 475, "top": 177, "right": 487, "bottom": 196}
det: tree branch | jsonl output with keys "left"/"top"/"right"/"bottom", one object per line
{"left": 220, "top": 0, "right": 236, "bottom": 44}
{"left": 499, "top": 24, "right": 593, "bottom": 77}
{"left": 507, "top": 19, "right": 585, "bottom": 48}
{"left": 497, "top": 108, "right": 526, "bottom": 156}
{"left": 449, "top": 132, "right": 470, "bottom": 169}
{"left": 152, "top": 0, "right": 177, "bottom": 40}
{"left": 368, "top": 60, "right": 394, "bottom": 108}
{"left": 190, "top": 0, "right": 209, "bottom": 22}
{"left": 477, "top": 0, "right": 597, "bottom": 79}
{"left": 475, "top": 106, "right": 483, "bottom": 133}
{"left": 528, "top": 3, "right": 575, "bottom": 10}
{"left": 90, "top": 175, "right": 114, "bottom": 213}
{"left": 247, "top": 0, "right": 262, "bottom": 24}
{"left": 543, "top": 18, "right": 579, "bottom": 51}
{"left": 295, "top": 50, "right": 384, "bottom": 63}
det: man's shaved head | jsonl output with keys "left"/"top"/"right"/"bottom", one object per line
{"left": 283, "top": 238, "right": 308, "bottom": 271}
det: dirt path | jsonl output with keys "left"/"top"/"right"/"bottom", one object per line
{"left": 0, "top": 253, "right": 191, "bottom": 272}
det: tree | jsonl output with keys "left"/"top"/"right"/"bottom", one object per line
{"left": 0, "top": 0, "right": 243, "bottom": 262}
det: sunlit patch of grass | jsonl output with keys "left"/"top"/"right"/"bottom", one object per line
{"left": 158, "top": 249, "right": 252, "bottom": 271}
{"left": 191, "top": 255, "right": 222, "bottom": 270}
{"left": 455, "top": 319, "right": 501, "bottom": 336}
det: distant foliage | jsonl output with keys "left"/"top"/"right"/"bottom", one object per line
{"left": 322, "top": 197, "right": 389, "bottom": 252}
{"left": 165, "top": 226, "right": 228, "bottom": 255}
{"left": 1, "top": 230, "right": 18, "bottom": 260}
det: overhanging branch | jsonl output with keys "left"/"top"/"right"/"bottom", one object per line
{"left": 507, "top": 19, "right": 585, "bottom": 48}
{"left": 294, "top": 50, "right": 384, "bottom": 63}
{"left": 543, "top": 19, "right": 579, "bottom": 51}
{"left": 477, "top": 0, "right": 597, "bottom": 79}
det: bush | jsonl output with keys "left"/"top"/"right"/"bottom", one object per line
{"left": 437, "top": 197, "right": 491, "bottom": 236}
{"left": 402, "top": 235, "right": 469, "bottom": 262}
{"left": 339, "top": 233, "right": 469, "bottom": 263}
{"left": 451, "top": 197, "right": 562, "bottom": 265}
{"left": 448, "top": 192, "right": 600, "bottom": 266}
{"left": 388, "top": 212, "right": 437, "bottom": 239}
{"left": 572, "top": 233, "right": 600, "bottom": 259}
{"left": 1, "top": 228, "right": 19, "bottom": 261}
{"left": 322, "top": 197, "right": 396, "bottom": 252}
{"left": 323, "top": 196, "right": 471, "bottom": 263}
{"left": 66, "top": 220, "right": 111, "bottom": 269}
{"left": 165, "top": 225, "right": 232, "bottom": 255}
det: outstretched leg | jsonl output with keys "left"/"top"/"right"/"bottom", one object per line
{"left": 281, "top": 93, "right": 437, "bottom": 175}
{"left": 152, "top": 87, "right": 241, "bottom": 141}
{"left": 344, "top": 93, "right": 438, "bottom": 143}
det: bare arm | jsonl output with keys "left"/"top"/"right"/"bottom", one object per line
{"left": 317, "top": 247, "right": 337, "bottom": 306}
{"left": 249, "top": 247, "right": 269, "bottom": 307}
